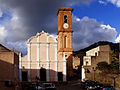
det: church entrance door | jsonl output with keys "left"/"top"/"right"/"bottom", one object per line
{"left": 22, "top": 71, "right": 28, "bottom": 81}
{"left": 40, "top": 68, "right": 46, "bottom": 81}
{"left": 58, "top": 72, "right": 63, "bottom": 81}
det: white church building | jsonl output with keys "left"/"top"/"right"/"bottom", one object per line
{"left": 19, "top": 8, "right": 74, "bottom": 82}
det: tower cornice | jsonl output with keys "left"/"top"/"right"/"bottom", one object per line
{"left": 57, "top": 8, "right": 73, "bottom": 15}
{"left": 57, "top": 30, "right": 73, "bottom": 35}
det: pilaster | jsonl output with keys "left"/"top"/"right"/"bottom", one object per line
{"left": 37, "top": 36, "right": 40, "bottom": 77}
{"left": 46, "top": 36, "right": 49, "bottom": 81}
{"left": 63, "top": 53, "right": 66, "bottom": 81}
{"left": 28, "top": 43, "right": 31, "bottom": 82}
{"left": 55, "top": 44, "right": 58, "bottom": 81}
{"left": 19, "top": 53, "right": 22, "bottom": 82}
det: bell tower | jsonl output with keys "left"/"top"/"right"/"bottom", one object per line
{"left": 57, "top": 8, "right": 73, "bottom": 78}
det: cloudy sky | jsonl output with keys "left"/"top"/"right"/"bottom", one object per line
{"left": 0, "top": 0, "right": 119, "bottom": 55}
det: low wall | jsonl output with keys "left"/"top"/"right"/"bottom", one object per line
{"left": 86, "top": 73, "right": 120, "bottom": 88}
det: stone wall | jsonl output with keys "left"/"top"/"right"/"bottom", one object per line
{"left": 82, "top": 45, "right": 111, "bottom": 75}
{"left": 73, "top": 56, "right": 80, "bottom": 69}
{"left": 86, "top": 73, "right": 120, "bottom": 88}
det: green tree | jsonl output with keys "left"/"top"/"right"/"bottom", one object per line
{"left": 110, "top": 50, "right": 119, "bottom": 74}
{"left": 96, "top": 61, "right": 109, "bottom": 70}
{"left": 96, "top": 61, "right": 119, "bottom": 87}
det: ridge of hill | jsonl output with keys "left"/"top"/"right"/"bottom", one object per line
{"left": 73, "top": 41, "right": 119, "bottom": 56}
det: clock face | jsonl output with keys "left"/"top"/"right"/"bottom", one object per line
{"left": 63, "top": 23, "right": 69, "bottom": 29}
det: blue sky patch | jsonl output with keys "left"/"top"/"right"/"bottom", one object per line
{"left": 71, "top": 1, "right": 120, "bottom": 37}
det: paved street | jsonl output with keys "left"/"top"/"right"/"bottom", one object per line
{"left": 56, "top": 80, "right": 85, "bottom": 90}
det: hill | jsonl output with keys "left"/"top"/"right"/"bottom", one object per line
{"left": 73, "top": 41, "right": 119, "bottom": 56}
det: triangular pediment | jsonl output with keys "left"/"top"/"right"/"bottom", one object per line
{"left": 27, "top": 30, "right": 57, "bottom": 43}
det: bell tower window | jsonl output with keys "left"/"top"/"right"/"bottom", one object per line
{"left": 64, "top": 15, "right": 67, "bottom": 23}
{"left": 64, "top": 36, "right": 67, "bottom": 48}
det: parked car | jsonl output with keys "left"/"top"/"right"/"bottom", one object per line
{"left": 93, "top": 81, "right": 104, "bottom": 89}
{"left": 36, "top": 85, "right": 43, "bottom": 90}
{"left": 102, "top": 86, "right": 115, "bottom": 90}
{"left": 27, "top": 82, "right": 43, "bottom": 90}
{"left": 82, "top": 78, "right": 89, "bottom": 82}
{"left": 27, "top": 83, "right": 37, "bottom": 90}
{"left": 81, "top": 80, "right": 104, "bottom": 90}
{"left": 41, "top": 83, "right": 56, "bottom": 90}
{"left": 85, "top": 81, "right": 97, "bottom": 90}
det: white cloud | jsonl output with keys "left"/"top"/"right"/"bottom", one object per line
{"left": 0, "top": 0, "right": 94, "bottom": 55}
{"left": 72, "top": 15, "right": 81, "bottom": 22}
{"left": 107, "top": 0, "right": 116, "bottom": 4}
{"left": 100, "top": 24, "right": 115, "bottom": 30}
{"left": 115, "top": 34, "right": 120, "bottom": 43}
{"left": 0, "top": 11, "right": 28, "bottom": 54}
{"left": 5, "top": 41, "right": 27, "bottom": 54}
{"left": 98, "top": 0, "right": 107, "bottom": 5}
{"left": 107, "top": 0, "right": 120, "bottom": 7}
{"left": 11, "top": 15, "right": 18, "bottom": 21}
{"left": 0, "top": 8, "right": 2, "bottom": 17}
{"left": 116, "top": 0, "right": 120, "bottom": 7}
{"left": 0, "top": 0, "right": 118, "bottom": 54}
{"left": 4, "top": 12, "right": 28, "bottom": 42}
{"left": 0, "top": 26, "right": 7, "bottom": 42}
{"left": 72, "top": 16, "right": 117, "bottom": 50}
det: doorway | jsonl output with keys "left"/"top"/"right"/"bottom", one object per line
{"left": 58, "top": 72, "right": 63, "bottom": 81}
{"left": 22, "top": 71, "right": 28, "bottom": 81}
{"left": 40, "top": 68, "right": 46, "bottom": 81}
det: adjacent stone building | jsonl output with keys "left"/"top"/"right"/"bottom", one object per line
{"left": 73, "top": 56, "right": 80, "bottom": 70}
{"left": 82, "top": 45, "right": 111, "bottom": 80}
{"left": 0, "top": 44, "right": 19, "bottom": 90}
{"left": 19, "top": 8, "right": 73, "bottom": 82}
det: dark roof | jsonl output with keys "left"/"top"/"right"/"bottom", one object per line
{"left": 0, "top": 44, "right": 11, "bottom": 52}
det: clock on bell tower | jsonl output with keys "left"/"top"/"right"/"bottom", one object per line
{"left": 57, "top": 8, "right": 73, "bottom": 52}
{"left": 57, "top": 8, "right": 73, "bottom": 78}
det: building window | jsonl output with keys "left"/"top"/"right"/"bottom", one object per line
{"left": 64, "top": 15, "right": 67, "bottom": 23}
{"left": 85, "top": 69, "right": 90, "bottom": 73}
{"left": 64, "top": 36, "right": 67, "bottom": 48}
{"left": 86, "top": 61, "right": 88, "bottom": 65}
{"left": 95, "top": 52, "right": 97, "bottom": 56}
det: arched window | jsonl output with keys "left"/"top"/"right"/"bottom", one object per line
{"left": 64, "top": 15, "right": 67, "bottom": 23}
{"left": 86, "top": 61, "right": 88, "bottom": 65}
{"left": 95, "top": 52, "right": 97, "bottom": 56}
{"left": 64, "top": 36, "right": 67, "bottom": 48}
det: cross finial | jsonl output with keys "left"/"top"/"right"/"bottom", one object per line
{"left": 41, "top": 27, "right": 45, "bottom": 33}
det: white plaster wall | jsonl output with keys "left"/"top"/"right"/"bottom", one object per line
{"left": 83, "top": 56, "right": 91, "bottom": 66}
{"left": 86, "top": 46, "right": 100, "bottom": 56}
{"left": 81, "top": 67, "right": 85, "bottom": 81}
{"left": 21, "top": 31, "right": 58, "bottom": 81}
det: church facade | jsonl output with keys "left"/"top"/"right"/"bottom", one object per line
{"left": 19, "top": 8, "right": 73, "bottom": 82}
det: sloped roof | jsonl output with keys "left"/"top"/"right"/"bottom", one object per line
{"left": 0, "top": 44, "right": 10, "bottom": 52}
